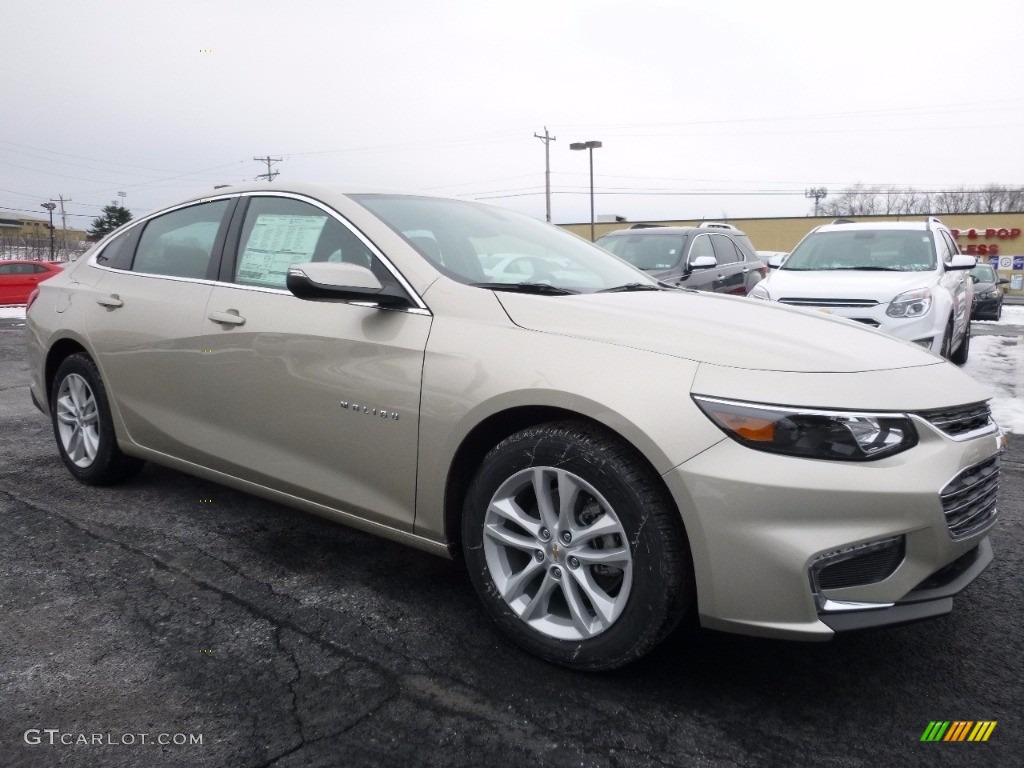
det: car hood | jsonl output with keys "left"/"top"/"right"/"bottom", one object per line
{"left": 760, "top": 269, "right": 936, "bottom": 302}
{"left": 495, "top": 290, "right": 941, "bottom": 373}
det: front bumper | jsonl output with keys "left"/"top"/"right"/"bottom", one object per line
{"left": 972, "top": 296, "right": 1001, "bottom": 319}
{"left": 663, "top": 419, "right": 1001, "bottom": 640}
{"left": 820, "top": 537, "right": 992, "bottom": 632}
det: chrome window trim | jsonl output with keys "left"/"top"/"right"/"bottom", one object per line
{"left": 232, "top": 191, "right": 430, "bottom": 312}
{"left": 86, "top": 191, "right": 432, "bottom": 315}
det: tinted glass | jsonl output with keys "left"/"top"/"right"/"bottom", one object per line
{"left": 969, "top": 264, "right": 996, "bottom": 283}
{"left": 95, "top": 229, "right": 135, "bottom": 270}
{"left": 688, "top": 234, "right": 715, "bottom": 262}
{"left": 134, "top": 201, "right": 229, "bottom": 279}
{"left": 595, "top": 233, "right": 685, "bottom": 271}
{"left": 711, "top": 235, "right": 743, "bottom": 265}
{"left": 234, "top": 197, "right": 380, "bottom": 289}
{"left": 784, "top": 230, "right": 936, "bottom": 272}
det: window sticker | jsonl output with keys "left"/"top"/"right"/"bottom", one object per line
{"left": 237, "top": 214, "right": 328, "bottom": 287}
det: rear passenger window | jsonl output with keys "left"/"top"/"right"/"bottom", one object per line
{"left": 711, "top": 235, "right": 743, "bottom": 265}
{"left": 133, "top": 201, "right": 230, "bottom": 279}
{"left": 234, "top": 197, "right": 378, "bottom": 289}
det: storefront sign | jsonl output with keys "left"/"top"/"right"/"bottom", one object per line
{"left": 952, "top": 227, "right": 1021, "bottom": 256}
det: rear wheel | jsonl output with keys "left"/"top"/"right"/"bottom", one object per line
{"left": 462, "top": 421, "right": 692, "bottom": 670}
{"left": 51, "top": 354, "right": 144, "bottom": 485}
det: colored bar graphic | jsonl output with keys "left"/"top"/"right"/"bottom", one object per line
{"left": 920, "top": 721, "right": 996, "bottom": 742}
{"left": 921, "top": 721, "right": 950, "bottom": 742}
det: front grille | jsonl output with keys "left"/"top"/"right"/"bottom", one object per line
{"left": 940, "top": 457, "right": 1000, "bottom": 539}
{"left": 916, "top": 402, "right": 994, "bottom": 438}
{"left": 816, "top": 537, "right": 905, "bottom": 590}
{"left": 778, "top": 298, "right": 879, "bottom": 308}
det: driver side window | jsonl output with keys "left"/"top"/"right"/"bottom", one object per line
{"left": 234, "top": 197, "right": 378, "bottom": 289}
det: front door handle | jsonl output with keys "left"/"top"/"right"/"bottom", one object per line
{"left": 207, "top": 310, "right": 246, "bottom": 327}
{"left": 96, "top": 294, "right": 123, "bottom": 309}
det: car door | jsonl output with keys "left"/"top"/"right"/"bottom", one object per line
{"left": 195, "top": 194, "right": 431, "bottom": 530}
{"left": 937, "top": 230, "right": 971, "bottom": 341}
{"left": 708, "top": 235, "right": 748, "bottom": 295}
{"left": 83, "top": 198, "right": 234, "bottom": 454}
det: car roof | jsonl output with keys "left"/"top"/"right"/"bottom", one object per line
{"left": 599, "top": 227, "right": 698, "bottom": 237}
{"left": 813, "top": 221, "right": 937, "bottom": 234}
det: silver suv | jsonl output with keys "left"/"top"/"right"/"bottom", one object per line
{"left": 750, "top": 218, "right": 975, "bottom": 364}
{"left": 596, "top": 222, "right": 765, "bottom": 295}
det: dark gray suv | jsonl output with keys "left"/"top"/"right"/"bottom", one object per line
{"left": 596, "top": 222, "right": 765, "bottom": 295}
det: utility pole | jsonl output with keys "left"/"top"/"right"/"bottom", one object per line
{"left": 40, "top": 202, "right": 56, "bottom": 261}
{"left": 805, "top": 187, "right": 828, "bottom": 217}
{"left": 50, "top": 194, "right": 72, "bottom": 258}
{"left": 254, "top": 156, "right": 281, "bottom": 182}
{"left": 533, "top": 127, "right": 556, "bottom": 223}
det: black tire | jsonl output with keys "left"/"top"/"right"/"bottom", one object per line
{"left": 461, "top": 421, "right": 692, "bottom": 670}
{"left": 50, "top": 353, "right": 144, "bottom": 485}
{"left": 950, "top": 318, "right": 971, "bottom": 366}
{"left": 939, "top": 317, "right": 953, "bottom": 360}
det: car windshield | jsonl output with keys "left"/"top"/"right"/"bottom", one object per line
{"left": 782, "top": 230, "right": 937, "bottom": 272}
{"left": 594, "top": 233, "right": 685, "bottom": 271}
{"left": 969, "top": 264, "right": 996, "bottom": 283}
{"left": 352, "top": 195, "right": 656, "bottom": 293}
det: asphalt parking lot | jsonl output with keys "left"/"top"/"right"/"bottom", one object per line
{"left": 1, "top": 321, "right": 1021, "bottom": 768}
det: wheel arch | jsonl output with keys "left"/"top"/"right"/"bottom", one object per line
{"left": 44, "top": 337, "right": 91, "bottom": 407}
{"left": 441, "top": 405, "right": 688, "bottom": 562}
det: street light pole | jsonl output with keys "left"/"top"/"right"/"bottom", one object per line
{"left": 41, "top": 202, "right": 57, "bottom": 261}
{"left": 570, "top": 140, "right": 602, "bottom": 241}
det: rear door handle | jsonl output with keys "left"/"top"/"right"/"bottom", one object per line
{"left": 96, "top": 294, "right": 124, "bottom": 309}
{"left": 207, "top": 310, "right": 246, "bottom": 327}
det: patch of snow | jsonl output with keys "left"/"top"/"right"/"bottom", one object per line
{"left": 962, "top": 334, "right": 1024, "bottom": 434}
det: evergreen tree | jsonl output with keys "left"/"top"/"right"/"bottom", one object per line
{"left": 88, "top": 205, "right": 133, "bottom": 238}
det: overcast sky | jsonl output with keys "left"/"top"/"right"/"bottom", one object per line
{"left": 3, "top": 0, "right": 1023, "bottom": 231}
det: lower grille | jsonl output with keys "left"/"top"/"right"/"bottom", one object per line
{"left": 816, "top": 537, "right": 905, "bottom": 590}
{"left": 940, "top": 457, "right": 999, "bottom": 539}
{"left": 850, "top": 318, "right": 880, "bottom": 327}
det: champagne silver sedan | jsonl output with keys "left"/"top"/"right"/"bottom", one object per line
{"left": 25, "top": 183, "right": 1003, "bottom": 670}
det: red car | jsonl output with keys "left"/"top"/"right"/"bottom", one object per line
{"left": 0, "top": 260, "right": 65, "bottom": 305}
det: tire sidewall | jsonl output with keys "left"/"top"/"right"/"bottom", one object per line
{"left": 50, "top": 354, "right": 123, "bottom": 484}
{"left": 462, "top": 424, "right": 686, "bottom": 669}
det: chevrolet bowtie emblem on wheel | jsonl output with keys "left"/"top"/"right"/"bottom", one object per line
{"left": 550, "top": 543, "right": 561, "bottom": 561}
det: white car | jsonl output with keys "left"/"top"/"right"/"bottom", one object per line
{"left": 749, "top": 218, "right": 975, "bottom": 364}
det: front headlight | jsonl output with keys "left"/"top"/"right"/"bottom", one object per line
{"left": 887, "top": 287, "right": 932, "bottom": 318}
{"left": 978, "top": 289, "right": 999, "bottom": 300}
{"left": 748, "top": 283, "right": 770, "bottom": 300}
{"left": 693, "top": 396, "right": 918, "bottom": 461}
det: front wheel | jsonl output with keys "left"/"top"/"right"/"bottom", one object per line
{"left": 950, "top": 318, "right": 971, "bottom": 366}
{"left": 50, "top": 354, "right": 144, "bottom": 485}
{"left": 461, "top": 421, "right": 692, "bottom": 670}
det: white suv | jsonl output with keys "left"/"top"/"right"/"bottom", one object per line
{"left": 749, "top": 218, "right": 976, "bottom": 364}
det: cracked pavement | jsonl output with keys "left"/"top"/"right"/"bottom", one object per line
{"left": 0, "top": 326, "right": 1021, "bottom": 767}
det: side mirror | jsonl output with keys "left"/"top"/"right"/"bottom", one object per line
{"left": 970, "top": 274, "right": 979, "bottom": 283}
{"left": 689, "top": 255, "right": 717, "bottom": 270}
{"left": 767, "top": 254, "right": 786, "bottom": 269}
{"left": 998, "top": 277, "right": 1011, "bottom": 285}
{"left": 946, "top": 255, "right": 977, "bottom": 271}
{"left": 286, "top": 262, "right": 410, "bottom": 307}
